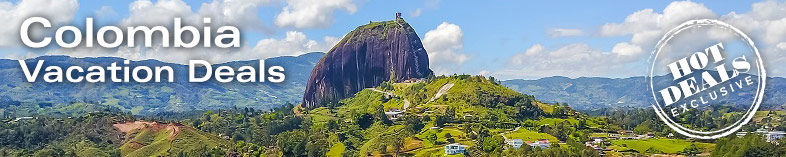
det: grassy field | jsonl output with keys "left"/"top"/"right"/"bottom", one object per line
{"left": 119, "top": 125, "right": 229, "bottom": 157}
{"left": 586, "top": 117, "right": 608, "bottom": 128}
{"left": 609, "top": 138, "right": 714, "bottom": 154}
{"left": 416, "top": 126, "right": 465, "bottom": 148}
{"left": 410, "top": 125, "right": 475, "bottom": 156}
{"left": 121, "top": 128, "right": 172, "bottom": 156}
{"left": 753, "top": 110, "right": 785, "bottom": 122}
{"left": 502, "top": 128, "right": 558, "bottom": 142}
{"left": 535, "top": 102, "right": 555, "bottom": 114}
{"left": 337, "top": 89, "right": 386, "bottom": 114}
{"left": 326, "top": 143, "right": 345, "bottom": 157}
{"left": 590, "top": 133, "right": 609, "bottom": 138}
{"left": 308, "top": 107, "right": 335, "bottom": 124}
{"left": 413, "top": 147, "right": 443, "bottom": 157}
{"left": 525, "top": 118, "right": 578, "bottom": 127}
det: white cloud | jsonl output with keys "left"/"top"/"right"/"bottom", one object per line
{"left": 599, "top": 9, "right": 660, "bottom": 37}
{"left": 509, "top": 44, "right": 543, "bottom": 65}
{"left": 199, "top": 0, "right": 274, "bottom": 33}
{"left": 500, "top": 43, "right": 646, "bottom": 79}
{"left": 497, "top": 1, "right": 727, "bottom": 79}
{"left": 721, "top": 1, "right": 786, "bottom": 45}
{"left": 121, "top": 0, "right": 195, "bottom": 27}
{"left": 778, "top": 42, "right": 786, "bottom": 50}
{"left": 119, "top": 0, "right": 274, "bottom": 33}
{"left": 47, "top": 32, "right": 341, "bottom": 64}
{"left": 600, "top": 1, "right": 715, "bottom": 37}
{"left": 492, "top": 1, "right": 717, "bottom": 79}
{"left": 79, "top": 0, "right": 274, "bottom": 63}
{"left": 600, "top": 1, "right": 715, "bottom": 48}
{"left": 274, "top": 0, "right": 357, "bottom": 29}
{"left": 0, "top": 0, "right": 79, "bottom": 47}
{"left": 95, "top": 6, "right": 117, "bottom": 17}
{"left": 35, "top": 0, "right": 341, "bottom": 64}
{"left": 411, "top": 8, "right": 422, "bottom": 18}
{"left": 498, "top": 0, "right": 786, "bottom": 79}
{"left": 720, "top": 1, "right": 786, "bottom": 77}
{"left": 251, "top": 31, "right": 340, "bottom": 59}
{"left": 547, "top": 28, "right": 583, "bottom": 38}
{"left": 611, "top": 42, "right": 643, "bottom": 56}
{"left": 423, "top": 22, "right": 469, "bottom": 75}
{"left": 478, "top": 70, "right": 490, "bottom": 76}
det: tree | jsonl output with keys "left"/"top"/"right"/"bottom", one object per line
{"left": 434, "top": 115, "right": 448, "bottom": 127}
{"left": 306, "top": 127, "right": 330, "bottom": 157}
{"left": 634, "top": 119, "right": 653, "bottom": 135}
{"left": 277, "top": 130, "right": 307, "bottom": 156}
{"left": 403, "top": 115, "right": 424, "bottom": 135}
{"left": 646, "top": 146, "right": 663, "bottom": 154}
{"left": 481, "top": 135, "right": 505, "bottom": 153}
{"left": 375, "top": 105, "right": 392, "bottom": 125}
{"left": 357, "top": 114, "right": 374, "bottom": 129}
{"left": 390, "top": 134, "right": 405, "bottom": 156}
{"left": 679, "top": 143, "right": 701, "bottom": 156}
{"left": 488, "top": 76, "right": 497, "bottom": 84}
{"left": 326, "top": 119, "right": 339, "bottom": 130}
{"left": 389, "top": 69, "right": 397, "bottom": 83}
{"left": 379, "top": 81, "right": 394, "bottom": 91}
{"left": 444, "top": 133, "right": 454, "bottom": 143}
{"left": 427, "top": 132, "right": 438, "bottom": 145}
{"left": 577, "top": 119, "right": 587, "bottom": 129}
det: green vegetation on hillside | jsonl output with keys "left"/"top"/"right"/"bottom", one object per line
{"left": 0, "top": 112, "right": 131, "bottom": 156}
{"left": 609, "top": 138, "right": 712, "bottom": 154}
{"left": 5, "top": 74, "right": 770, "bottom": 156}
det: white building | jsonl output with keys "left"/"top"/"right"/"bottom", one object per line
{"left": 445, "top": 143, "right": 467, "bottom": 155}
{"left": 9, "top": 117, "right": 33, "bottom": 123}
{"left": 384, "top": 110, "right": 404, "bottom": 121}
{"left": 505, "top": 139, "right": 524, "bottom": 149}
{"left": 767, "top": 131, "right": 786, "bottom": 143}
{"left": 592, "top": 138, "right": 604, "bottom": 144}
{"left": 526, "top": 139, "right": 550, "bottom": 149}
{"left": 736, "top": 128, "right": 786, "bottom": 143}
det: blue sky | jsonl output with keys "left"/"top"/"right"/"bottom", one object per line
{"left": 1, "top": 0, "right": 785, "bottom": 80}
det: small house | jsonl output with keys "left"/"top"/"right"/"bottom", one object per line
{"left": 767, "top": 131, "right": 786, "bottom": 143}
{"left": 608, "top": 133, "right": 620, "bottom": 139}
{"left": 444, "top": 143, "right": 466, "bottom": 155}
{"left": 384, "top": 110, "right": 404, "bottom": 121}
{"left": 505, "top": 139, "right": 524, "bottom": 149}
{"left": 736, "top": 128, "right": 786, "bottom": 143}
{"left": 526, "top": 139, "right": 550, "bottom": 149}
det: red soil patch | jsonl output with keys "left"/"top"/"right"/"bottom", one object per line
{"left": 114, "top": 121, "right": 182, "bottom": 139}
{"left": 166, "top": 123, "right": 180, "bottom": 139}
{"left": 113, "top": 121, "right": 158, "bottom": 134}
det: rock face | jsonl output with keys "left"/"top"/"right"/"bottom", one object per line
{"left": 302, "top": 19, "right": 432, "bottom": 108}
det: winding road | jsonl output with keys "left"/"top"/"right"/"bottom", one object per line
{"left": 366, "top": 82, "right": 455, "bottom": 111}
{"left": 368, "top": 88, "right": 410, "bottom": 109}
{"left": 428, "top": 83, "right": 454, "bottom": 103}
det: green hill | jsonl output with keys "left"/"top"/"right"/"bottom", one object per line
{"left": 296, "top": 74, "right": 591, "bottom": 156}
{"left": 0, "top": 74, "right": 597, "bottom": 157}
{"left": 327, "top": 75, "right": 558, "bottom": 124}
{"left": 115, "top": 121, "right": 230, "bottom": 157}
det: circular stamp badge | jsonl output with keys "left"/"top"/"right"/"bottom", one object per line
{"left": 647, "top": 19, "right": 766, "bottom": 139}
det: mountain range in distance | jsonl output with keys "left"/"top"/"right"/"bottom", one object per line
{"left": 0, "top": 52, "right": 324, "bottom": 116}
{"left": 1, "top": 51, "right": 784, "bottom": 116}
{"left": 501, "top": 75, "right": 786, "bottom": 112}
